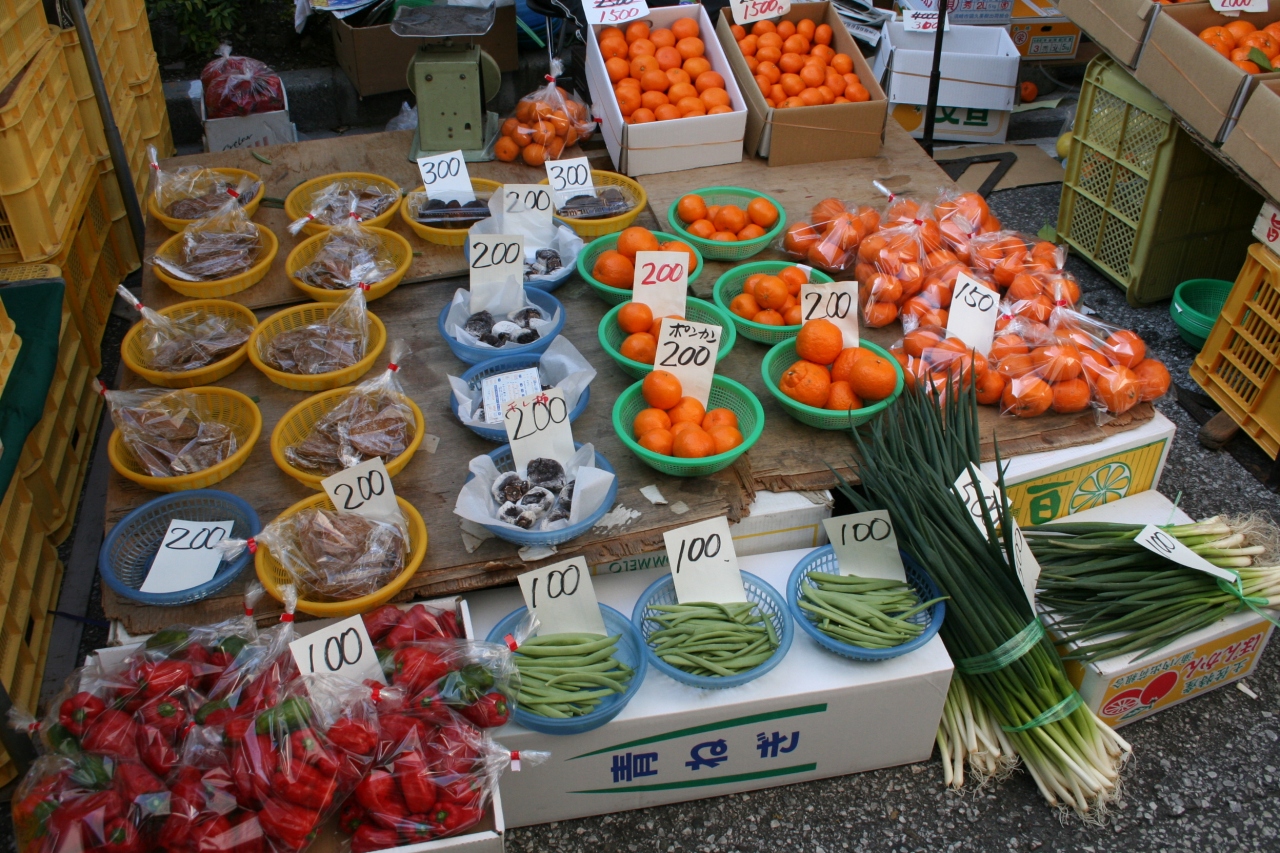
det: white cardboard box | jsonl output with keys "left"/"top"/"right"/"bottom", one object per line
{"left": 874, "top": 22, "right": 1021, "bottom": 113}
{"left": 585, "top": 4, "right": 748, "bottom": 176}
{"left": 898, "top": 0, "right": 1014, "bottom": 26}
{"left": 888, "top": 103, "right": 1011, "bottom": 143}
{"left": 201, "top": 84, "right": 298, "bottom": 153}
{"left": 471, "top": 548, "right": 953, "bottom": 827}
{"left": 591, "top": 490, "right": 833, "bottom": 576}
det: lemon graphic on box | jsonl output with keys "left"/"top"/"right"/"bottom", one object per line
{"left": 1070, "top": 462, "right": 1132, "bottom": 513}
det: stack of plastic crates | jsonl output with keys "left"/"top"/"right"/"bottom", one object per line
{"left": 0, "top": 0, "right": 51, "bottom": 96}
{"left": 1058, "top": 56, "right": 1262, "bottom": 305}
{"left": 1191, "top": 243, "right": 1280, "bottom": 460}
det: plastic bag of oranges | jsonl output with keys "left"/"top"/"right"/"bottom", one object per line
{"left": 857, "top": 218, "right": 939, "bottom": 328}
{"left": 495, "top": 59, "right": 593, "bottom": 167}
{"left": 779, "top": 198, "right": 878, "bottom": 274}
{"left": 1001, "top": 270, "right": 1083, "bottom": 324}
{"left": 1047, "top": 308, "right": 1170, "bottom": 415}
{"left": 986, "top": 317, "right": 1098, "bottom": 419}
{"left": 890, "top": 323, "right": 996, "bottom": 403}
{"left": 969, "top": 231, "right": 1068, "bottom": 291}
{"left": 930, "top": 188, "right": 1002, "bottom": 263}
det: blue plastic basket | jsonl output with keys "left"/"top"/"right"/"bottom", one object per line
{"left": 463, "top": 442, "right": 618, "bottom": 546}
{"left": 438, "top": 288, "right": 566, "bottom": 365}
{"left": 99, "top": 490, "right": 261, "bottom": 606}
{"left": 485, "top": 604, "right": 647, "bottom": 735}
{"left": 450, "top": 353, "right": 592, "bottom": 442}
{"left": 462, "top": 239, "right": 575, "bottom": 292}
{"left": 786, "top": 546, "right": 945, "bottom": 662}
{"left": 631, "top": 570, "right": 793, "bottom": 689}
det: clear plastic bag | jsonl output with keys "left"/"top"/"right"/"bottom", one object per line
{"left": 859, "top": 220, "right": 930, "bottom": 328}
{"left": 779, "top": 198, "right": 878, "bottom": 274}
{"left": 969, "top": 231, "right": 1067, "bottom": 290}
{"left": 104, "top": 388, "right": 238, "bottom": 478}
{"left": 553, "top": 186, "right": 634, "bottom": 221}
{"left": 931, "top": 188, "right": 1001, "bottom": 262}
{"left": 201, "top": 43, "right": 286, "bottom": 118}
{"left": 150, "top": 179, "right": 264, "bottom": 282}
{"left": 496, "top": 58, "right": 593, "bottom": 165}
{"left": 363, "top": 602, "right": 465, "bottom": 651}
{"left": 405, "top": 189, "right": 493, "bottom": 230}
{"left": 889, "top": 323, "right": 993, "bottom": 403}
{"left": 285, "top": 340, "right": 415, "bottom": 476}
{"left": 149, "top": 146, "right": 262, "bottom": 221}
{"left": 197, "top": 586, "right": 301, "bottom": 724}
{"left": 119, "top": 285, "right": 253, "bottom": 373}
{"left": 294, "top": 197, "right": 400, "bottom": 292}
{"left": 261, "top": 284, "right": 369, "bottom": 375}
{"left": 982, "top": 314, "right": 1096, "bottom": 418}
{"left": 379, "top": 639, "right": 519, "bottom": 728}
{"left": 1048, "top": 307, "right": 1169, "bottom": 412}
{"left": 288, "top": 180, "right": 401, "bottom": 233}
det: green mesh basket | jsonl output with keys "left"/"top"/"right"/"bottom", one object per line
{"left": 1172, "top": 278, "right": 1233, "bottom": 350}
{"left": 598, "top": 298, "right": 738, "bottom": 380}
{"left": 761, "top": 339, "right": 903, "bottom": 430}
{"left": 713, "top": 262, "right": 834, "bottom": 345}
{"left": 577, "top": 231, "right": 705, "bottom": 306}
{"left": 613, "top": 375, "right": 765, "bottom": 477}
{"left": 665, "top": 187, "right": 787, "bottom": 261}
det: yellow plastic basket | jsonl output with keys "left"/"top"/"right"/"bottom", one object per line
{"left": 152, "top": 225, "right": 279, "bottom": 299}
{"left": 398, "top": 178, "right": 502, "bottom": 246}
{"left": 284, "top": 172, "right": 402, "bottom": 236}
{"left": 537, "top": 170, "right": 647, "bottom": 238}
{"left": 120, "top": 299, "right": 259, "bottom": 388}
{"left": 285, "top": 227, "right": 413, "bottom": 303}
{"left": 255, "top": 493, "right": 428, "bottom": 618}
{"left": 270, "top": 387, "right": 426, "bottom": 489}
{"left": 248, "top": 302, "right": 388, "bottom": 391}
{"left": 107, "top": 387, "right": 262, "bottom": 493}
{"left": 147, "top": 168, "right": 266, "bottom": 232}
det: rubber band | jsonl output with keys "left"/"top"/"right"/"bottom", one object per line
{"left": 1002, "top": 690, "right": 1084, "bottom": 733}
{"left": 955, "top": 620, "right": 1046, "bottom": 674}
{"left": 1217, "top": 576, "right": 1280, "bottom": 628}
{"left": 504, "top": 633, "right": 518, "bottom": 651}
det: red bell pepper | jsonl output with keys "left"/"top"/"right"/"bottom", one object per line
{"left": 102, "top": 816, "right": 144, "bottom": 853}
{"left": 158, "top": 810, "right": 197, "bottom": 853}
{"left": 134, "top": 659, "right": 194, "bottom": 698}
{"left": 392, "top": 751, "right": 437, "bottom": 813}
{"left": 191, "top": 814, "right": 234, "bottom": 853}
{"left": 434, "top": 800, "right": 485, "bottom": 834}
{"left": 138, "top": 724, "right": 181, "bottom": 777}
{"left": 351, "top": 824, "right": 401, "bottom": 853}
{"left": 258, "top": 798, "right": 320, "bottom": 852}
{"left": 355, "top": 769, "right": 409, "bottom": 828}
{"left": 338, "top": 801, "right": 368, "bottom": 834}
{"left": 224, "top": 716, "right": 253, "bottom": 744}
{"left": 392, "top": 646, "right": 450, "bottom": 694}
{"left": 326, "top": 716, "right": 378, "bottom": 756}
{"left": 461, "top": 692, "right": 510, "bottom": 728}
{"left": 362, "top": 605, "right": 403, "bottom": 642}
{"left": 287, "top": 728, "right": 338, "bottom": 774}
{"left": 82, "top": 709, "right": 140, "bottom": 759}
{"left": 169, "top": 766, "right": 206, "bottom": 818}
{"left": 59, "top": 692, "right": 106, "bottom": 736}
{"left": 231, "top": 734, "right": 277, "bottom": 808}
{"left": 438, "top": 774, "right": 484, "bottom": 808}
{"left": 139, "top": 695, "right": 188, "bottom": 738}
{"left": 13, "top": 775, "right": 61, "bottom": 842}
{"left": 428, "top": 722, "right": 481, "bottom": 775}
{"left": 49, "top": 790, "right": 125, "bottom": 845}
{"left": 273, "top": 758, "right": 338, "bottom": 811}
{"left": 407, "top": 686, "right": 454, "bottom": 725}
{"left": 115, "top": 760, "right": 168, "bottom": 814}
{"left": 383, "top": 605, "right": 445, "bottom": 648}
{"left": 227, "top": 810, "right": 267, "bottom": 853}
{"left": 378, "top": 713, "right": 428, "bottom": 753}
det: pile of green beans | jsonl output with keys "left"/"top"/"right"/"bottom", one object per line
{"left": 799, "top": 571, "right": 944, "bottom": 649}
{"left": 513, "top": 633, "right": 634, "bottom": 718}
{"left": 644, "top": 602, "right": 779, "bottom": 678}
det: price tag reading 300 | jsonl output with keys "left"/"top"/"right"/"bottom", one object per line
{"left": 546, "top": 157, "right": 595, "bottom": 209}
{"left": 585, "top": 0, "right": 648, "bottom": 27}
{"left": 655, "top": 317, "right": 721, "bottom": 408}
{"left": 632, "top": 251, "right": 688, "bottom": 320}
{"left": 519, "top": 557, "right": 608, "bottom": 636}
{"left": 416, "top": 150, "right": 475, "bottom": 203}
{"left": 664, "top": 517, "right": 747, "bottom": 604}
{"left": 731, "top": 0, "right": 790, "bottom": 26}
{"left": 800, "top": 280, "right": 859, "bottom": 347}
{"left": 503, "top": 388, "right": 577, "bottom": 475}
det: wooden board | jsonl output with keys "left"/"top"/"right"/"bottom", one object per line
{"left": 140, "top": 132, "right": 605, "bottom": 312}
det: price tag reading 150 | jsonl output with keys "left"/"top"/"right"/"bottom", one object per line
{"left": 585, "top": 0, "right": 648, "bottom": 27}
{"left": 800, "top": 280, "right": 859, "bottom": 347}
{"left": 946, "top": 271, "right": 999, "bottom": 356}
{"left": 503, "top": 388, "right": 577, "bottom": 475}
{"left": 289, "top": 615, "right": 387, "bottom": 686}
{"left": 518, "top": 557, "right": 608, "bottom": 636}
{"left": 664, "top": 517, "right": 747, "bottom": 604}
{"left": 655, "top": 317, "right": 720, "bottom": 408}
{"left": 731, "top": 0, "right": 790, "bottom": 26}
{"left": 416, "top": 150, "right": 475, "bottom": 203}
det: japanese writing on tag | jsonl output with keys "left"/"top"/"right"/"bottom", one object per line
{"left": 632, "top": 251, "right": 688, "bottom": 321}
{"left": 585, "top": 0, "right": 648, "bottom": 27}
{"left": 730, "top": 0, "right": 790, "bottom": 25}
{"left": 322, "top": 457, "right": 399, "bottom": 522}
{"left": 1135, "top": 525, "right": 1238, "bottom": 583}
{"left": 519, "top": 557, "right": 608, "bottom": 636}
{"left": 546, "top": 157, "right": 595, "bottom": 209}
{"left": 655, "top": 318, "right": 720, "bottom": 408}
{"left": 946, "top": 271, "right": 999, "bottom": 356}
{"left": 417, "top": 150, "right": 474, "bottom": 203}
{"left": 141, "top": 519, "right": 233, "bottom": 594}
{"left": 823, "top": 510, "right": 906, "bottom": 582}
{"left": 290, "top": 615, "right": 386, "bottom": 685}
{"left": 664, "top": 517, "right": 747, "bottom": 604}
{"left": 953, "top": 468, "right": 1040, "bottom": 608}
{"left": 800, "top": 281, "right": 859, "bottom": 347}
{"left": 504, "top": 388, "right": 576, "bottom": 475}
{"left": 481, "top": 367, "right": 542, "bottom": 425}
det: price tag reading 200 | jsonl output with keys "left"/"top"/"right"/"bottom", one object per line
{"left": 468, "top": 233, "right": 524, "bottom": 300}
{"left": 518, "top": 557, "right": 608, "bottom": 636}
{"left": 800, "top": 280, "right": 859, "bottom": 347}
{"left": 664, "top": 517, "right": 747, "bottom": 604}
{"left": 503, "top": 388, "right": 577, "bottom": 475}
{"left": 502, "top": 184, "right": 554, "bottom": 234}
{"left": 321, "top": 457, "right": 400, "bottom": 523}
{"left": 584, "top": 0, "right": 648, "bottom": 27}
{"left": 632, "top": 250, "right": 688, "bottom": 320}
{"left": 655, "top": 317, "right": 720, "bottom": 408}
{"left": 730, "top": 0, "right": 790, "bottom": 26}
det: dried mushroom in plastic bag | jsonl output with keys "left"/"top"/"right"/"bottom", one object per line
{"left": 150, "top": 178, "right": 264, "bottom": 282}
{"left": 149, "top": 146, "right": 262, "bottom": 221}
{"left": 120, "top": 284, "right": 252, "bottom": 372}
{"left": 262, "top": 284, "right": 369, "bottom": 375}
{"left": 104, "top": 388, "right": 237, "bottom": 477}
{"left": 289, "top": 179, "right": 400, "bottom": 233}
{"left": 294, "top": 196, "right": 399, "bottom": 291}
{"left": 256, "top": 505, "right": 409, "bottom": 601}
{"left": 407, "top": 190, "right": 492, "bottom": 229}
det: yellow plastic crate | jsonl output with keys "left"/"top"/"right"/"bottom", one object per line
{"left": 0, "top": 0, "right": 51, "bottom": 93}
{"left": 0, "top": 30, "right": 80, "bottom": 196}
{"left": 113, "top": 0, "right": 153, "bottom": 85}
{"left": 103, "top": 212, "right": 139, "bottom": 281}
{"left": 0, "top": 475, "right": 34, "bottom": 568}
{"left": 128, "top": 59, "right": 164, "bottom": 139}
{"left": 144, "top": 107, "right": 174, "bottom": 158}
{"left": 99, "top": 124, "right": 144, "bottom": 220}
{"left": 19, "top": 306, "right": 77, "bottom": 476}
{"left": 50, "top": 391, "right": 100, "bottom": 545}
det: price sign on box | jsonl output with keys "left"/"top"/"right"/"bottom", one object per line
{"left": 800, "top": 281, "right": 860, "bottom": 347}
{"left": 519, "top": 557, "right": 608, "bottom": 636}
{"left": 503, "top": 388, "right": 577, "bottom": 475}
{"left": 290, "top": 615, "right": 386, "bottom": 685}
{"left": 903, "top": 10, "right": 950, "bottom": 31}
{"left": 655, "top": 318, "right": 721, "bottom": 408}
{"left": 469, "top": 233, "right": 524, "bottom": 299}
{"left": 664, "top": 517, "right": 747, "bottom": 604}
{"left": 947, "top": 272, "right": 999, "bottom": 356}
{"left": 1135, "top": 525, "right": 1239, "bottom": 583}
{"left": 632, "top": 251, "right": 688, "bottom": 321}
{"left": 953, "top": 468, "right": 1040, "bottom": 607}
{"left": 417, "top": 150, "right": 475, "bottom": 203}
{"left": 502, "top": 184, "right": 554, "bottom": 235}
{"left": 140, "top": 519, "right": 234, "bottom": 594}
{"left": 730, "top": 0, "right": 790, "bottom": 26}
{"left": 822, "top": 510, "right": 906, "bottom": 582}
{"left": 1209, "top": 0, "right": 1267, "bottom": 14}
{"left": 322, "top": 457, "right": 399, "bottom": 522}
{"left": 585, "top": 0, "right": 648, "bottom": 27}
{"left": 546, "top": 157, "right": 596, "bottom": 209}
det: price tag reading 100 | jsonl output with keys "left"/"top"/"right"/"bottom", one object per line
{"left": 663, "top": 517, "right": 747, "bottom": 604}
{"left": 518, "top": 557, "right": 608, "bottom": 636}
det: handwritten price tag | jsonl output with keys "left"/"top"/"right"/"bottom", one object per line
{"left": 417, "top": 150, "right": 475, "bottom": 203}
{"left": 953, "top": 468, "right": 1040, "bottom": 607}
{"left": 632, "top": 251, "right": 688, "bottom": 321}
{"left": 903, "top": 9, "right": 950, "bottom": 31}
{"left": 664, "top": 517, "right": 747, "bottom": 604}
{"left": 519, "top": 557, "right": 608, "bottom": 636}
{"left": 546, "top": 157, "right": 595, "bottom": 209}
{"left": 1251, "top": 202, "right": 1280, "bottom": 253}
{"left": 141, "top": 519, "right": 234, "bottom": 594}
{"left": 468, "top": 233, "right": 524, "bottom": 302}
{"left": 1209, "top": 0, "right": 1267, "bottom": 14}
{"left": 800, "top": 281, "right": 859, "bottom": 347}
{"left": 502, "top": 184, "right": 554, "bottom": 235}
{"left": 655, "top": 318, "right": 721, "bottom": 408}
{"left": 322, "top": 457, "right": 400, "bottom": 522}
{"left": 585, "top": 0, "right": 648, "bottom": 27}
{"left": 290, "top": 615, "right": 386, "bottom": 686}
{"left": 822, "top": 510, "right": 906, "bottom": 582}
{"left": 503, "top": 388, "right": 576, "bottom": 475}
{"left": 1135, "top": 525, "right": 1239, "bottom": 583}
{"left": 730, "top": 0, "right": 790, "bottom": 26}
{"left": 946, "top": 271, "right": 999, "bottom": 356}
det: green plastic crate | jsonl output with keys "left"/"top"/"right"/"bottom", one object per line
{"left": 1058, "top": 56, "right": 1261, "bottom": 306}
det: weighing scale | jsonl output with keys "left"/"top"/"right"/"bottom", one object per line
{"left": 393, "top": 0, "right": 503, "bottom": 161}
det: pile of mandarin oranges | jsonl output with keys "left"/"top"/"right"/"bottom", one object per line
{"left": 731, "top": 18, "right": 870, "bottom": 108}
{"left": 602, "top": 17, "right": 735, "bottom": 124}
{"left": 726, "top": 264, "right": 809, "bottom": 327}
{"left": 591, "top": 226, "right": 699, "bottom": 290}
{"left": 633, "top": 371, "right": 744, "bottom": 459}
{"left": 778, "top": 319, "right": 899, "bottom": 411}
{"left": 1198, "top": 19, "right": 1280, "bottom": 73}
{"left": 616, "top": 301, "right": 687, "bottom": 365}
{"left": 674, "top": 192, "right": 779, "bottom": 244}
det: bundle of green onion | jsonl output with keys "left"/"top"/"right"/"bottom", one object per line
{"left": 799, "top": 572, "right": 944, "bottom": 649}
{"left": 644, "top": 602, "right": 779, "bottom": 678}
{"left": 513, "top": 633, "right": 634, "bottom": 718}
{"left": 838, "top": 384, "right": 1130, "bottom": 815}
{"left": 936, "top": 675, "right": 1017, "bottom": 789}
{"left": 1026, "top": 518, "right": 1280, "bottom": 661}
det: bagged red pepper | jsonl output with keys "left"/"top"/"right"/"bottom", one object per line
{"left": 376, "top": 638, "right": 518, "bottom": 729}
{"left": 201, "top": 44, "right": 286, "bottom": 119}
{"left": 364, "top": 601, "right": 464, "bottom": 650}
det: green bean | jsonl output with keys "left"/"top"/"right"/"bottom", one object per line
{"left": 643, "top": 600, "right": 780, "bottom": 680}
{"left": 513, "top": 631, "right": 634, "bottom": 718}
{"left": 799, "top": 572, "right": 945, "bottom": 649}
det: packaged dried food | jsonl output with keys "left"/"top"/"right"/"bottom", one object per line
{"left": 294, "top": 196, "right": 400, "bottom": 291}
{"left": 201, "top": 43, "right": 286, "bottom": 118}
{"left": 406, "top": 190, "right": 494, "bottom": 230}
{"left": 262, "top": 285, "right": 370, "bottom": 375}
{"left": 449, "top": 337, "right": 594, "bottom": 427}
{"left": 467, "top": 192, "right": 583, "bottom": 283}
{"left": 119, "top": 285, "right": 253, "bottom": 372}
{"left": 444, "top": 283, "right": 560, "bottom": 351}
{"left": 554, "top": 186, "right": 633, "bottom": 220}
{"left": 150, "top": 179, "right": 264, "bottom": 282}
{"left": 149, "top": 146, "right": 262, "bottom": 221}
{"left": 288, "top": 180, "right": 401, "bottom": 233}
{"left": 105, "top": 388, "right": 239, "bottom": 477}
{"left": 285, "top": 340, "right": 416, "bottom": 475}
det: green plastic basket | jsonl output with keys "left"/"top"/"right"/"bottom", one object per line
{"left": 761, "top": 339, "right": 903, "bottom": 430}
{"left": 713, "top": 262, "right": 834, "bottom": 345}
{"left": 1172, "top": 278, "right": 1232, "bottom": 351}
{"left": 577, "top": 231, "right": 705, "bottom": 306}
{"left": 665, "top": 187, "right": 787, "bottom": 262}
{"left": 613, "top": 375, "right": 765, "bottom": 477}
{"left": 598, "top": 298, "right": 738, "bottom": 379}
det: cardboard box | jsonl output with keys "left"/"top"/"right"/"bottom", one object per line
{"left": 890, "top": 102, "right": 1010, "bottom": 143}
{"left": 1251, "top": 201, "right": 1280, "bottom": 255}
{"left": 1055, "top": 0, "right": 1170, "bottom": 68}
{"left": 1135, "top": 3, "right": 1280, "bottom": 144}
{"left": 332, "top": 4, "right": 519, "bottom": 98}
{"left": 874, "top": 22, "right": 1021, "bottom": 113}
{"left": 585, "top": 3, "right": 748, "bottom": 176}
{"left": 1224, "top": 80, "right": 1280, "bottom": 205}
{"left": 1009, "top": 0, "right": 1080, "bottom": 60}
{"left": 1044, "top": 492, "right": 1275, "bottom": 729}
{"left": 591, "top": 490, "right": 833, "bottom": 575}
{"left": 201, "top": 85, "right": 297, "bottom": 152}
{"left": 715, "top": 1, "right": 887, "bottom": 166}
{"left": 898, "top": 0, "right": 1014, "bottom": 26}
{"left": 469, "top": 547, "right": 953, "bottom": 827}
{"left": 980, "top": 410, "right": 1175, "bottom": 526}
